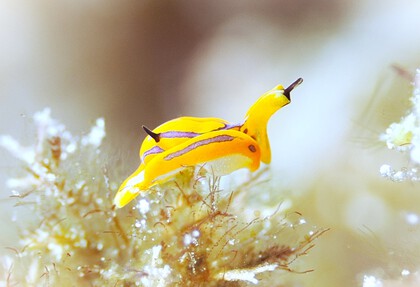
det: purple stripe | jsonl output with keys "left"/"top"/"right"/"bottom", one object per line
{"left": 164, "top": 134, "right": 234, "bottom": 161}
{"left": 159, "top": 123, "right": 242, "bottom": 139}
{"left": 160, "top": 131, "right": 200, "bottom": 138}
{"left": 143, "top": 145, "right": 164, "bottom": 159}
{"left": 219, "top": 123, "right": 242, "bottom": 130}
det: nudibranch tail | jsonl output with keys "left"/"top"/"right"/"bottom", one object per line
{"left": 114, "top": 186, "right": 140, "bottom": 208}
{"left": 114, "top": 165, "right": 145, "bottom": 208}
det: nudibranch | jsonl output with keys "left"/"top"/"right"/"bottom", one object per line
{"left": 114, "top": 78, "right": 303, "bottom": 208}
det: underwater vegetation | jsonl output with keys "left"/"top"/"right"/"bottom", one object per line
{"left": 0, "top": 83, "right": 325, "bottom": 286}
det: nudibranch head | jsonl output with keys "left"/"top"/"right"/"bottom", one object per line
{"left": 240, "top": 78, "right": 303, "bottom": 164}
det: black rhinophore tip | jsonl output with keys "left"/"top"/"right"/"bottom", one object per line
{"left": 142, "top": 125, "right": 160, "bottom": 142}
{"left": 284, "top": 77, "right": 303, "bottom": 101}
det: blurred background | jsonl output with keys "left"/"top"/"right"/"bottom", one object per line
{"left": 1, "top": 0, "right": 420, "bottom": 286}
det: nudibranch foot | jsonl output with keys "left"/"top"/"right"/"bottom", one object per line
{"left": 114, "top": 130, "right": 261, "bottom": 208}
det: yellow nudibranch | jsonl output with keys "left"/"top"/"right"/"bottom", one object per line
{"left": 114, "top": 78, "right": 303, "bottom": 208}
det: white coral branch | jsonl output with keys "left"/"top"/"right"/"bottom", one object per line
{"left": 380, "top": 68, "right": 420, "bottom": 181}
{"left": 215, "top": 263, "right": 279, "bottom": 284}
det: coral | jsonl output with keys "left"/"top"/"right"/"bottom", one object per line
{"left": 358, "top": 67, "right": 420, "bottom": 287}
{"left": 0, "top": 108, "right": 325, "bottom": 286}
{"left": 380, "top": 68, "right": 420, "bottom": 181}
{"left": 362, "top": 272, "right": 420, "bottom": 287}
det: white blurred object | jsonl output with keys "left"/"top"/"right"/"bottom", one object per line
{"left": 181, "top": 0, "right": 420, "bottom": 190}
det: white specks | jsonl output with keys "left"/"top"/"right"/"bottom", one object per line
{"left": 33, "top": 108, "right": 52, "bottom": 127}
{"left": 415, "top": 68, "right": 420, "bottom": 90}
{"left": 66, "top": 142, "right": 77, "bottom": 154}
{"left": 48, "top": 242, "right": 65, "bottom": 261}
{"left": 183, "top": 230, "right": 200, "bottom": 246}
{"left": 215, "top": 263, "right": 278, "bottom": 284}
{"left": 134, "top": 219, "right": 147, "bottom": 230}
{"left": 81, "top": 118, "right": 106, "bottom": 147}
{"left": 26, "top": 258, "right": 41, "bottom": 284}
{"left": 381, "top": 114, "right": 415, "bottom": 151}
{"left": 140, "top": 245, "right": 172, "bottom": 287}
{"left": 380, "top": 165, "right": 420, "bottom": 182}
{"left": 405, "top": 212, "right": 419, "bottom": 225}
{"left": 0, "top": 135, "right": 35, "bottom": 164}
{"left": 380, "top": 68, "right": 420, "bottom": 178}
{"left": 379, "top": 164, "right": 392, "bottom": 177}
{"left": 362, "top": 275, "right": 383, "bottom": 287}
{"left": 141, "top": 264, "right": 171, "bottom": 287}
{"left": 411, "top": 145, "right": 420, "bottom": 164}
{"left": 183, "top": 234, "right": 193, "bottom": 246}
{"left": 191, "top": 229, "right": 200, "bottom": 238}
{"left": 401, "top": 269, "right": 411, "bottom": 276}
{"left": 33, "top": 108, "right": 67, "bottom": 155}
{"left": 228, "top": 239, "right": 235, "bottom": 245}
{"left": 34, "top": 229, "right": 49, "bottom": 241}
{"left": 75, "top": 180, "right": 86, "bottom": 190}
{"left": 96, "top": 242, "right": 104, "bottom": 251}
{"left": 66, "top": 197, "right": 76, "bottom": 205}
{"left": 11, "top": 211, "right": 18, "bottom": 223}
{"left": 45, "top": 173, "right": 56, "bottom": 182}
{"left": 137, "top": 199, "right": 150, "bottom": 215}
{"left": 77, "top": 239, "right": 88, "bottom": 248}
{"left": 393, "top": 170, "right": 405, "bottom": 181}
